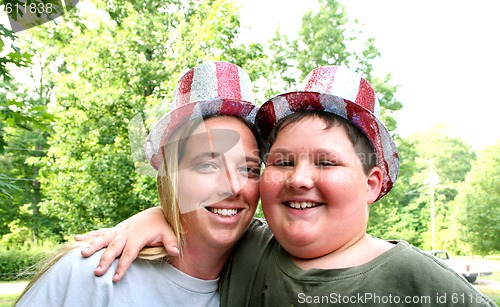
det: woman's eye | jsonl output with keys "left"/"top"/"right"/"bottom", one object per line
{"left": 240, "top": 166, "right": 261, "bottom": 178}
{"left": 249, "top": 167, "right": 261, "bottom": 178}
{"left": 195, "top": 162, "right": 217, "bottom": 172}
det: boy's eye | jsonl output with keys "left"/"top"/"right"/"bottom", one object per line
{"left": 273, "top": 160, "right": 294, "bottom": 167}
{"left": 316, "top": 160, "right": 337, "bottom": 167}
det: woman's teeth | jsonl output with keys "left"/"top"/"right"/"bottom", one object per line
{"left": 208, "top": 208, "right": 238, "bottom": 216}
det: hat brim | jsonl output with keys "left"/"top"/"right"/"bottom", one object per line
{"left": 146, "top": 99, "right": 258, "bottom": 170}
{"left": 256, "top": 91, "right": 399, "bottom": 200}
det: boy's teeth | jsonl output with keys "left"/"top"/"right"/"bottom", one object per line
{"left": 288, "top": 201, "right": 317, "bottom": 209}
{"left": 209, "top": 208, "right": 238, "bottom": 216}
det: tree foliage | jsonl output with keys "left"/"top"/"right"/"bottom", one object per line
{"left": 0, "top": 24, "right": 31, "bottom": 82}
{"left": 1, "top": 0, "right": 400, "bottom": 240}
{"left": 0, "top": 41, "right": 55, "bottom": 239}
{"left": 1, "top": 0, "right": 487, "bottom": 256}
{"left": 25, "top": 0, "right": 267, "bottom": 235}
{"left": 455, "top": 140, "right": 500, "bottom": 255}
{"left": 367, "top": 137, "right": 419, "bottom": 242}
{"left": 382, "top": 127, "right": 476, "bottom": 250}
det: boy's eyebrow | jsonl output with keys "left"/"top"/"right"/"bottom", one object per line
{"left": 269, "top": 147, "right": 341, "bottom": 156}
{"left": 314, "top": 148, "right": 343, "bottom": 157}
{"left": 267, "top": 147, "right": 293, "bottom": 155}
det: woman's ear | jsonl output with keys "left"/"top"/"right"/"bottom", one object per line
{"left": 366, "top": 167, "right": 383, "bottom": 205}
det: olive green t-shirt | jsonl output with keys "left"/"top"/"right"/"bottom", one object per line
{"left": 220, "top": 219, "right": 496, "bottom": 307}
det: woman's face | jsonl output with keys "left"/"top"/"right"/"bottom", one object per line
{"left": 177, "top": 116, "right": 261, "bottom": 249}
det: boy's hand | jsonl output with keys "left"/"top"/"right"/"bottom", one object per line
{"left": 74, "top": 207, "right": 180, "bottom": 282}
{"left": 74, "top": 228, "right": 117, "bottom": 256}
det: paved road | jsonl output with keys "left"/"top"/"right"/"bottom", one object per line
{"left": 476, "top": 279, "right": 500, "bottom": 291}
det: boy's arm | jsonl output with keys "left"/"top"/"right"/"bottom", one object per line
{"left": 74, "top": 207, "right": 179, "bottom": 282}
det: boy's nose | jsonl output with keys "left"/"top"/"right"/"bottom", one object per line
{"left": 285, "top": 164, "right": 315, "bottom": 190}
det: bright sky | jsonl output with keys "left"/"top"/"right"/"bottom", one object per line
{"left": 235, "top": 0, "right": 500, "bottom": 149}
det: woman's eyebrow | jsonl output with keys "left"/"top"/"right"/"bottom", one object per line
{"left": 188, "top": 152, "right": 260, "bottom": 164}
{"left": 189, "top": 152, "right": 221, "bottom": 162}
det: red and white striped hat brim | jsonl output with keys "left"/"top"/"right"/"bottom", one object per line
{"left": 256, "top": 66, "right": 399, "bottom": 200}
{"left": 146, "top": 62, "right": 258, "bottom": 170}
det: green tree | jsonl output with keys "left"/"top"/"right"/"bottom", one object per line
{"left": 0, "top": 24, "right": 29, "bottom": 155}
{"left": 1, "top": 3, "right": 54, "bottom": 235}
{"left": 1, "top": 1, "right": 57, "bottom": 152}
{"left": 31, "top": 0, "right": 265, "bottom": 235}
{"left": 0, "top": 59, "right": 55, "bottom": 239}
{"left": 3, "top": 0, "right": 404, "bottom": 241}
{"left": 367, "top": 137, "right": 419, "bottom": 242}
{"left": 259, "top": 0, "right": 402, "bottom": 150}
{"left": 0, "top": 23, "right": 30, "bottom": 83}
{"left": 262, "top": 0, "right": 401, "bottom": 109}
{"left": 34, "top": 1, "right": 185, "bottom": 235}
{"left": 396, "top": 126, "right": 476, "bottom": 250}
{"left": 455, "top": 140, "right": 500, "bottom": 255}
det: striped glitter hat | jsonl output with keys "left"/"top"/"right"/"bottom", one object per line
{"left": 256, "top": 65, "right": 399, "bottom": 200}
{"left": 145, "top": 61, "right": 258, "bottom": 170}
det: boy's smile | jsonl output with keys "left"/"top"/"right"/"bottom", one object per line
{"left": 286, "top": 201, "right": 324, "bottom": 210}
{"left": 260, "top": 116, "right": 382, "bottom": 262}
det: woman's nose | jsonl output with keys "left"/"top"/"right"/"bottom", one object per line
{"left": 218, "top": 158, "right": 246, "bottom": 197}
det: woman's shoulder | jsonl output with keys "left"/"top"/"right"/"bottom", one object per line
{"left": 41, "top": 246, "right": 114, "bottom": 286}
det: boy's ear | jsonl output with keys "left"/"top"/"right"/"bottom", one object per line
{"left": 366, "top": 167, "right": 383, "bottom": 205}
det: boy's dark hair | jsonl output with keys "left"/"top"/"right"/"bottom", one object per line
{"left": 267, "top": 111, "right": 377, "bottom": 175}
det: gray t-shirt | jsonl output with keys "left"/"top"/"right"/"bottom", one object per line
{"left": 220, "top": 219, "right": 496, "bottom": 306}
{"left": 17, "top": 248, "right": 219, "bottom": 307}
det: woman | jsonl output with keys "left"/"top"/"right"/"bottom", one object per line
{"left": 16, "top": 61, "right": 265, "bottom": 306}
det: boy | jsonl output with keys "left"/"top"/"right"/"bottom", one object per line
{"left": 80, "top": 66, "right": 496, "bottom": 306}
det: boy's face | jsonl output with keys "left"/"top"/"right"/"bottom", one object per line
{"left": 260, "top": 116, "right": 382, "bottom": 260}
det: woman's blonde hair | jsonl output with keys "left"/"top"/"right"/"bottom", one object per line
{"left": 141, "top": 117, "right": 205, "bottom": 259}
